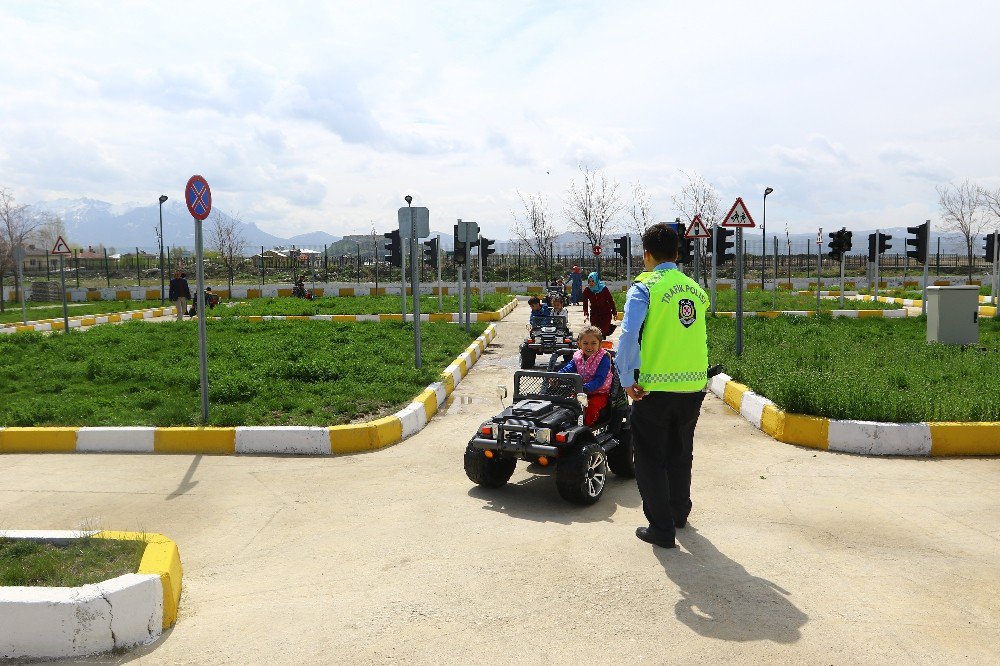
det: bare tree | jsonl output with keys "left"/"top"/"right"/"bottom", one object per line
{"left": 31, "top": 212, "right": 67, "bottom": 251}
{"left": 981, "top": 185, "right": 1000, "bottom": 231}
{"left": 628, "top": 182, "right": 654, "bottom": 237}
{"left": 563, "top": 165, "right": 624, "bottom": 259}
{"left": 209, "top": 209, "right": 247, "bottom": 292}
{"left": 937, "top": 180, "right": 986, "bottom": 280}
{"left": 672, "top": 171, "right": 722, "bottom": 286}
{"left": 512, "top": 191, "right": 558, "bottom": 280}
{"left": 0, "top": 188, "right": 41, "bottom": 309}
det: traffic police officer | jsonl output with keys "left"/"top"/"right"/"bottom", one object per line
{"left": 616, "top": 223, "right": 709, "bottom": 549}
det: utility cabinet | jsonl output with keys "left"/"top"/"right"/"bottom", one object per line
{"left": 926, "top": 286, "right": 979, "bottom": 345}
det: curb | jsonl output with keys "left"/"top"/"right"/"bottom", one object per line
{"left": 0, "top": 530, "right": 182, "bottom": 660}
{"left": 1, "top": 298, "right": 519, "bottom": 333}
{"left": 708, "top": 374, "right": 1000, "bottom": 456}
{"left": 0, "top": 322, "right": 505, "bottom": 456}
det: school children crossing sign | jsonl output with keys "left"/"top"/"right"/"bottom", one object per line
{"left": 684, "top": 215, "right": 711, "bottom": 239}
{"left": 721, "top": 197, "right": 756, "bottom": 228}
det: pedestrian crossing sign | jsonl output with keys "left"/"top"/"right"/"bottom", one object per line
{"left": 721, "top": 197, "right": 756, "bottom": 228}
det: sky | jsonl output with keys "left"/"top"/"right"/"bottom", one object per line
{"left": 1, "top": 0, "right": 999, "bottom": 240}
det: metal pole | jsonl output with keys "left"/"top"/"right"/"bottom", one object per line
{"left": 774, "top": 236, "right": 780, "bottom": 311}
{"left": 135, "top": 247, "right": 140, "bottom": 286}
{"left": 816, "top": 230, "right": 822, "bottom": 313}
{"left": 457, "top": 265, "right": 464, "bottom": 327}
{"left": 465, "top": 241, "right": 472, "bottom": 333}
{"left": 478, "top": 233, "right": 484, "bottom": 298}
{"left": 104, "top": 248, "right": 110, "bottom": 287}
{"left": 992, "top": 230, "right": 999, "bottom": 317}
{"left": 874, "top": 230, "right": 880, "bottom": 301}
{"left": 626, "top": 235, "right": 632, "bottom": 283}
{"left": 710, "top": 226, "right": 717, "bottom": 315}
{"left": 194, "top": 217, "right": 209, "bottom": 423}
{"left": 60, "top": 255, "right": 69, "bottom": 333}
{"left": 260, "top": 246, "right": 265, "bottom": 287}
{"left": 936, "top": 237, "right": 941, "bottom": 276}
{"left": 409, "top": 204, "right": 421, "bottom": 369}
{"left": 840, "top": 252, "right": 846, "bottom": 309}
{"left": 736, "top": 227, "right": 744, "bottom": 356}
{"left": 401, "top": 235, "right": 407, "bottom": 318}
{"left": 437, "top": 236, "right": 443, "bottom": 312}
{"left": 159, "top": 199, "right": 166, "bottom": 305}
{"left": 922, "top": 221, "right": 931, "bottom": 316}
{"left": 356, "top": 243, "right": 360, "bottom": 284}
{"left": 17, "top": 249, "right": 27, "bottom": 325}
{"left": 761, "top": 195, "right": 766, "bottom": 289}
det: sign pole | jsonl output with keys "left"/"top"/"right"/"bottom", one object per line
{"left": 816, "top": 228, "right": 823, "bottom": 313}
{"left": 409, "top": 204, "right": 422, "bottom": 369}
{"left": 401, "top": 236, "right": 407, "bottom": 318}
{"left": 457, "top": 265, "right": 464, "bottom": 327}
{"left": 60, "top": 255, "right": 69, "bottom": 333}
{"left": 922, "top": 221, "right": 931, "bottom": 316}
{"left": 736, "top": 227, "right": 744, "bottom": 356}
{"left": 437, "top": 236, "right": 443, "bottom": 312}
{"left": 194, "top": 216, "right": 209, "bottom": 423}
{"left": 626, "top": 235, "right": 632, "bottom": 284}
{"left": 840, "top": 251, "right": 846, "bottom": 309}
{"left": 874, "top": 229, "right": 880, "bottom": 302}
{"left": 774, "top": 236, "right": 780, "bottom": 311}
{"left": 478, "top": 232, "right": 484, "bottom": 298}
{"left": 992, "top": 230, "right": 999, "bottom": 317}
{"left": 465, "top": 241, "right": 472, "bottom": 333}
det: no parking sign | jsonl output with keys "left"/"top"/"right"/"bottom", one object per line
{"left": 185, "top": 175, "right": 212, "bottom": 221}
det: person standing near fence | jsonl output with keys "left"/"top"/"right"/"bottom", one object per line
{"left": 168, "top": 271, "right": 191, "bottom": 322}
{"left": 616, "top": 223, "right": 709, "bottom": 549}
{"left": 568, "top": 265, "right": 583, "bottom": 306}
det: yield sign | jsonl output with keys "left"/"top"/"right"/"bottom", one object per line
{"left": 684, "top": 215, "right": 711, "bottom": 239}
{"left": 721, "top": 197, "right": 756, "bottom": 228}
{"left": 51, "top": 235, "right": 72, "bottom": 255}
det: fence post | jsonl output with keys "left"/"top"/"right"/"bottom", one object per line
{"left": 104, "top": 248, "right": 110, "bottom": 287}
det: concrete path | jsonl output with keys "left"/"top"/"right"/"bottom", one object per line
{"left": 1, "top": 304, "right": 997, "bottom": 664}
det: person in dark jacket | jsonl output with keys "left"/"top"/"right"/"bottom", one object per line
{"left": 167, "top": 271, "right": 191, "bottom": 322}
{"left": 582, "top": 271, "right": 618, "bottom": 337}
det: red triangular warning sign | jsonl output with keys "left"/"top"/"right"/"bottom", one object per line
{"left": 684, "top": 215, "right": 712, "bottom": 239}
{"left": 51, "top": 235, "right": 72, "bottom": 255}
{"left": 721, "top": 197, "right": 755, "bottom": 228}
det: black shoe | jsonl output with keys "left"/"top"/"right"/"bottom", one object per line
{"left": 635, "top": 527, "right": 676, "bottom": 549}
{"left": 675, "top": 519, "right": 687, "bottom": 529}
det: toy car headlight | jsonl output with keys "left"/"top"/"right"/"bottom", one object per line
{"left": 534, "top": 428, "right": 551, "bottom": 443}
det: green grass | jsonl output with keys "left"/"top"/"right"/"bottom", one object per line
{"left": 0, "top": 537, "right": 146, "bottom": 587}
{"left": 707, "top": 315, "right": 1000, "bottom": 422}
{"left": 217, "top": 294, "right": 511, "bottom": 317}
{"left": 612, "top": 290, "right": 901, "bottom": 312}
{"left": 0, "top": 300, "right": 164, "bottom": 325}
{"left": 0, "top": 320, "right": 487, "bottom": 426}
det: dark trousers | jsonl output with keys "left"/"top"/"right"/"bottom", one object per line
{"left": 630, "top": 391, "right": 706, "bottom": 540}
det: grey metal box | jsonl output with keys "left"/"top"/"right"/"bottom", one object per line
{"left": 926, "top": 286, "right": 979, "bottom": 345}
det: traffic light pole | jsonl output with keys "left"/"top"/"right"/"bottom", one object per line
{"left": 401, "top": 237, "right": 407, "bottom": 318}
{"left": 840, "top": 253, "right": 846, "bottom": 308}
{"left": 437, "top": 238, "right": 443, "bottom": 312}
{"left": 408, "top": 205, "right": 421, "bottom": 369}
{"left": 710, "top": 226, "right": 717, "bottom": 316}
{"left": 465, "top": 242, "right": 472, "bottom": 333}
{"left": 457, "top": 265, "right": 464, "bottom": 327}
{"left": 993, "top": 231, "right": 999, "bottom": 317}
{"left": 773, "top": 236, "right": 779, "bottom": 311}
{"left": 626, "top": 236, "right": 632, "bottom": 283}
{"left": 478, "top": 233, "right": 484, "bottom": 297}
{"left": 874, "top": 230, "right": 880, "bottom": 302}
{"left": 816, "top": 231, "right": 822, "bottom": 313}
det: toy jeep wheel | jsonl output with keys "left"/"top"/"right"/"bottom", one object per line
{"left": 519, "top": 346, "right": 536, "bottom": 369}
{"left": 464, "top": 442, "right": 516, "bottom": 488}
{"left": 607, "top": 433, "right": 635, "bottom": 478}
{"left": 556, "top": 449, "right": 608, "bottom": 505}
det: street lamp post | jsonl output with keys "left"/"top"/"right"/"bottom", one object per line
{"left": 158, "top": 195, "right": 168, "bottom": 305}
{"left": 762, "top": 187, "right": 773, "bottom": 289}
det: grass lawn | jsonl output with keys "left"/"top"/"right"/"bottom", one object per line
{"left": 707, "top": 315, "right": 1000, "bottom": 422}
{"left": 612, "top": 289, "right": 901, "bottom": 312}
{"left": 0, "top": 300, "right": 164, "bottom": 325}
{"left": 0, "top": 320, "right": 487, "bottom": 426}
{"left": 217, "top": 294, "right": 512, "bottom": 317}
{"left": 0, "top": 537, "right": 146, "bottom": 587}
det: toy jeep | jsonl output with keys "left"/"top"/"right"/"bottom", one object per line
{"left": 520, "top": 314, "right": 573, "bottom": 369}
{"left": 465, "top": 350, "right": 633, "bottom": 505}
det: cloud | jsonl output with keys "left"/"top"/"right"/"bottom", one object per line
{"left": 770, "top": 135, "right": 857, "bottom": 171}
{"left": 877, "top": 146, "right": 952, "bottom": 182}
{"left": 561, "top": 130, "right": 632, "bottom": 169}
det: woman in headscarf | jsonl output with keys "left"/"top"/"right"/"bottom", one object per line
{"left": 582, "top": 271, "right": 617, "bottom": 337}
{"left": 567, "top": 265, "right": 583, "bottom": 306}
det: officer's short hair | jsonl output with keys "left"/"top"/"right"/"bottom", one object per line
{"left": 642, "top": 223, "right": 679, "bottom": 262}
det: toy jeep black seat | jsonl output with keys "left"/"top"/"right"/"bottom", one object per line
{"left": 464, "top": 355, "right": 633, "bottom": 505}
{"left": 519, "top": 314, "right": 573, "bottom": 369}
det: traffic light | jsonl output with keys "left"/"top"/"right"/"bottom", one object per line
{"left": 423, "top": 237, "right": 438, "bottom": 269}
{"left": 677, "top": 236, "right": 693, "bottom": 264}
{"left": 828, "top": 228, "right": 851, "bottom": 262}
{"left": 986, "top": 232, "right": 998, "bottom": 263}
{"left": 879, "top": 233, "right": 892, "bottom": 255}
{"left": 480, "top": 237, "right": 496, "bottom": 267}
{"left": 383, "top": 229, "right": 401, "bottom": 267}
{"left": 453, "top": 224, "right": 467, "bottom": 265}
{"left": 868, "top": 233, "right": 877, "bottom": 262}
{"left": 841, "top": 230, "right": 853, "bottom": 253}
{"left": 613, "top": 235, "right": 629, "bottom": 258}
{"left": 906, "top": 221, "right": 929, "bottom": 264}
{"left": 711, "top": 226, "right": 735, "bottom": 265}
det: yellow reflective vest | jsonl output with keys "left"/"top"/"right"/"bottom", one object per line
{"left": 635, "top": 268, "right": 709, "bottom": 392}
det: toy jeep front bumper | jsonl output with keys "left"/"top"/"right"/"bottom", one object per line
{"left": 469, "top": 436, "right": 558, "bottom": 457}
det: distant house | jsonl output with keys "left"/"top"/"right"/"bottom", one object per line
{"left": 19, "top": 244, "right": 49, "bottom": 271}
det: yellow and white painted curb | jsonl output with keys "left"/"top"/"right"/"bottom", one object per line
{"left": 708, "top": 373, "right": 1000, "bottom": 456}
{"left": 0, "top": 530, "right": 182, "bottom": 660}
{"left": 0, "top": 324, "right": 501, "bottom": 456}
{"left": 0, "top": 306, "right": 174, "bottom": 333}
{"left": 711, "top": 308, "right": 910, "bottom": 319}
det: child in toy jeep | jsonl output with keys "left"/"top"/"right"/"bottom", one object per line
{"left": 556, "top": 325, "right": 611, "bottom": 426}
{"left": 520, "top": 298, "right": 574, "bottom": 369}
{"left": 465, "top": 347, "right": 633, "bottom": 506}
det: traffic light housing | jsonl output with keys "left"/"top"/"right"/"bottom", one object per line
{"left": 711, "top": 226, "right": 735, "bottom": 265}
{"left": 879, "top": 233, "right": 892, "bottom": 255}
{"left": 986, "top": 232, "right": 998, "bottom": 263}
{"left": 868, "top": 233, "right": 877, "bottom": 262}
{"left": 383, "top": 229, "right": 401, "bottom": 268}
{"left": 828, "top": 228, "right": 852, "bottom": 263}
{"left": 677, "top": 236, "right": 693, "bottom": 264}
{"left": 841, "top": 230, "right": 853, "bottom": 253}
{"left": 613, "top": 235, "right": 629, "bottom": 258}
{"left": 906, "top": 221, "right": 929, "bottom": 264}
{"left": 453, "top": 224, "right": 466, "bottom": 266}
{"left": 423, "top": 237, "right": 438, "bottom": 269}
{"left": 480, "top": 237, "right": 496, "bottom": 267}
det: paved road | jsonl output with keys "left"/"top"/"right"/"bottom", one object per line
{"left": 2, "top": 304, "right": 997, "bottom": 664}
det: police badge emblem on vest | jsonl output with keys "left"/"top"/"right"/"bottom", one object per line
{"left": 678, "top": 298, "right": 696, "bottom": 328}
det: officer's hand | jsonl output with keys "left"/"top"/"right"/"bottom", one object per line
{"left": 626, "top": 385, "right": 646, "bottom": 401}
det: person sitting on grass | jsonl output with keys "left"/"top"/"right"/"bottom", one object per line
{"left": 558, "top": 325, "right": 613, "bottom": 426}
{"left": 528, "top": 296, "right": 550, "bottom": 327}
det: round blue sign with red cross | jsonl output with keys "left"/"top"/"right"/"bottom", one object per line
{"left": 185, "top": 175, "right": 212, "bottom": 221}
